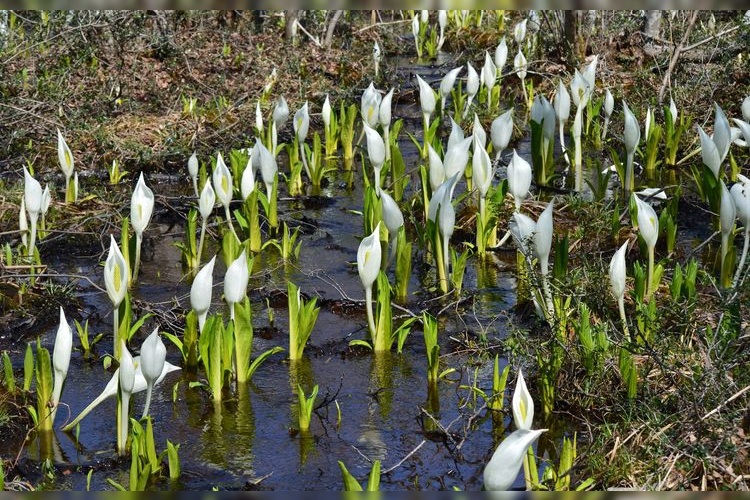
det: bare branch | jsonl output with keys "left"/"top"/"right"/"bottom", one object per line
{"left": 658, "top": 10, "right": 699, "bottom": 104}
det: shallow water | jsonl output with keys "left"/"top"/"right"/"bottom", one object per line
{"left": 2, "top": 56, "right": 721, "bottom": 491}
{"left": 11, "top": 153, "right": 534, "bottom": 491}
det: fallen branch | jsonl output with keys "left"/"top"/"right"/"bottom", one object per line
{"left": 356, "top": 19, "right": 411, "bottom": 34}
{"left": 382, "top": 440, "right": 426, "bottom": 474}
{"left": 683, "top": 23, "right": 742, "bottom": 53}
{"left": 294, "top": 19, "right": 322, "bottom": 48}
{"left": 700, "top": 383, "right": 750, "bottom": 421}
{"left": 658, "top": 10, "right": 699, "bottom": 104}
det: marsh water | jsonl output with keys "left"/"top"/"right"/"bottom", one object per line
{"left": 1, "top": 53, "right": 718, "bottom": 491}
{"left": 9, "top": 159, "right": 526, "bottom": 491}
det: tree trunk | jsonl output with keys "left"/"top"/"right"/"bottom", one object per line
{"left": 285, "top": 10, "right": 299, "bottom": 43}
{"left": 251, "top": 10, "right": 264, "bottom": 34}
{"left": 643, "top": 11, "right": 664, "bottom": 56}
{"left": 563, "top": 11, "right": 586, "bottom": 64}
{"left": 0, "top": 11, "right": 8, "bottom": 46}
{"left": 323, "top": 10, "right": 343, "bottom": 49}
{"left": 644, "top": 10, "right": 662, "bottom": 39}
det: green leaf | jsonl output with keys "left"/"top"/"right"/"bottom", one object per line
{"left": 26, "top": 405, "right": 38, "bottom": 425}
{"left": 2, "top": 351, "right": 15, "bottom": 394}
{"left": 106, "top": 478, "right": 127, "bottom": 491}
{"left": 338, "top": 461, "right": 364, "bottom": 491}
{"left": 393, "top": 316, "right": 416, "bottom": 354}
{"left": 23, "top": 343, "right": 33, "bottom": 392}
{"left": 489, "top": 356, "right": 509, "bottom": 411}
{"left": 167, "top": 440, "right": 181, "bottom": 481}
{"left": 576, "top": 477, "right": 595, "bottom": 491}
{"left": 366, "top": 460, "right": 381, "bottom": 491}
{"left": 35, "top": 343, "right": 53, "bottom": 432}
{"left": 136, "top": 463, "right": 151, "bottom": 491}
{"left": 129, "top": 437, "right": 140, "bottom": 491}
{"left": 162, "top": 332, "right": 185, "bottom": 358}
{"left": 246, "top": 346, "right": 285, "bottom": 381}
{"left": 145, "top": 417, "right": 159, "bottom": 471}
{"left": 233, "top": 298, "right": 254, "bottom": 384}
{"left": 348, "top": 340, "right": 373, "bottom": 350}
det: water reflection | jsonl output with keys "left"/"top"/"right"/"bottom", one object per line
{"left": 199, "top": 392, "right": 256, "bottom": 475}
{"left": 475, "top": 256, "right": 499, "bottom": 290}
{"left": 236, "top": 383, "right": 255, "bottom": 440}
{"left": 369, "top": 353, "right": 394, "bottom": 420}
{"left": 422, "top": 381, "right": 441, "bottom": 435}
{"left": 27, "top": 429, "right": 65, "bottom": 463}
{"left": 355, "top": 353, "right": 395, "bottom": 464}
{"left": 202, "top": 403, "right": 227, "bottom": 467}
{"left": 298, "top": 431, "right": 315, "bottom": 466}
{"left": 288, "top": 358, "right": 316, "bottom": 467}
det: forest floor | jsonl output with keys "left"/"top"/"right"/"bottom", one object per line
{"left": 1, "top": 10, "right": 750, "bottom": 491}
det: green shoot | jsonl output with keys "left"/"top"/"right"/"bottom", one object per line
{"left": 297, "top": 384, "right": 318, "bottom": 432}
{"left": 166, "top": 440, "right": 181, "bottom": 482}
{"left": 108, "top": 159, "right": 129, "bottom": 185}
{"left": 339, "top": 103, "right": 357, "bottom": 168}
{"left": 394, "top": 227, "right": 412, "bottom": 303}
{"left": 2, "top": 351, "right": 16, "bottom": 394}
{"left": 174, "top": 208, "right": 199, "bottom": 272}
{"left": 74, "top": 319, "right": 103, "bottom": 359}
{"left": 288, "top": 281, "right": 320, "bottom": 361}
{"left": 34, "top": 340, "right": 53, "bottom": 432}
{"left": 488, "top": 355, "right": 510, "bottom": 411}
{"left": 423, "top": 312, "right": 440, "bottom": 385}
{"left": 23, "top": 343, "right": 33, "bottom": 392}
{"left": 338, "top": 460, "right": 381, "bottom": 491}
